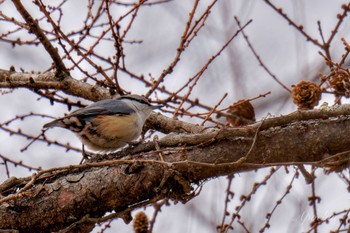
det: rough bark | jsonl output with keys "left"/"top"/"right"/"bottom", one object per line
{"left": 0, "top": 69, "right": 111, "bottom": 102}
{"left": 0, "top": 106, "right": 350, "bottom": 232}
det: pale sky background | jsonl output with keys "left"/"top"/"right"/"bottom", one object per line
{"left": 0, "top": 0, "right": 349, "bottom": 232}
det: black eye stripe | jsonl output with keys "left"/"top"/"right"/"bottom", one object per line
{"left": 136, "top": 99, "right": 151, "bottom": 105}
{"left": 119, "top": 95, "right": 151, "bottom": 105}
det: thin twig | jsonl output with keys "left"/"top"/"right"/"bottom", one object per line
{"left": 173, "top": 19, "right": 253, "bottom": 116}
{"left": 263, "top": 0, "right": 322, "bottom": 48}
{"left": 12, "top": 0, "right": 68, "bottom": 76}
{"left": 234, "top": 16, "right": 290, "bottom": 93}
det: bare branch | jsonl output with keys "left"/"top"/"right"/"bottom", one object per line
{"left": 234, "top": 16, "right": 291, "bottom": 93}
{"left": 0, "top": 69, "right": 111, "bottom": 101}
{"left": 1, "top": 108, "right": 350, "bottom": 231}
{"left": 263, "top": 0, "right": 322, "bottom": 48}
{"left": 12, "top": 0, "right": 68, "bottom": 76}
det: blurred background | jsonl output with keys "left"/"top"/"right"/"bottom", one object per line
{"left": 0, "top": 0, "right": 349, "bottom": 232}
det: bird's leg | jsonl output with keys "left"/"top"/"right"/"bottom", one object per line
{"left": 80, "top": 144, "right": 92, "bottom": 164}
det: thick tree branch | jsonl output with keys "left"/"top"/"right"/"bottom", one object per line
{"left": 1, "top": 107, "right": 350, "bottom": 232}
{"left": 0, "top": 69, "right": 110, "bottom": 101}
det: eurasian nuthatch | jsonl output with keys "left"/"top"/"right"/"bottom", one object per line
{"left": 44, "top": 94, "right": 160, "bottom": 152}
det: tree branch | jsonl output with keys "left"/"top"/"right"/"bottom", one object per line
{"left": 12, "top": 0, "right": 68, "bottom": 76}
{"left": 0, "top": 69, "right": 110, "bottom": 101}
{"left": 1, "top": 106, "right": 350, "bottom": 232}
{"left": 0, "top": 69, "right": 207, "bottom": 134}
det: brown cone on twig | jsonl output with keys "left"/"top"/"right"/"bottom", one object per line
{"left": 328, "top": 69, "right": 350, "bottom": 97}
{"left": 226, "top": 100, "right": 256, "bottom": 127}
{"left": 291, "top": 81, "right": 322, "bottom": 110}
{"left": 133, "top": 212, "right": 149, "bottom": 233}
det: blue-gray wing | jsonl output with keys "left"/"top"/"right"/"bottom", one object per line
{"left": 70, "top": 99, "right": 134, "bottom": 117}
{"left": 43, "top": 98, "right": 134, "bottom": 129}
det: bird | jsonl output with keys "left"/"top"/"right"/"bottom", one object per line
{"left": 43, "top": 94, "right": 160, "bottom": 152}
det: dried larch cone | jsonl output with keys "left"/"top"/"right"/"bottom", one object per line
{"left": 291, "top": 81, "right": 322, "bottom": 109}
{"left": 328, "top": 69, "right": 350, "bottom": 97}
{"left": 226, "top": 100, "right": 256, "bottom": 127}
{"left": 133, "top": 211, "right": 149, "bottom": 233}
